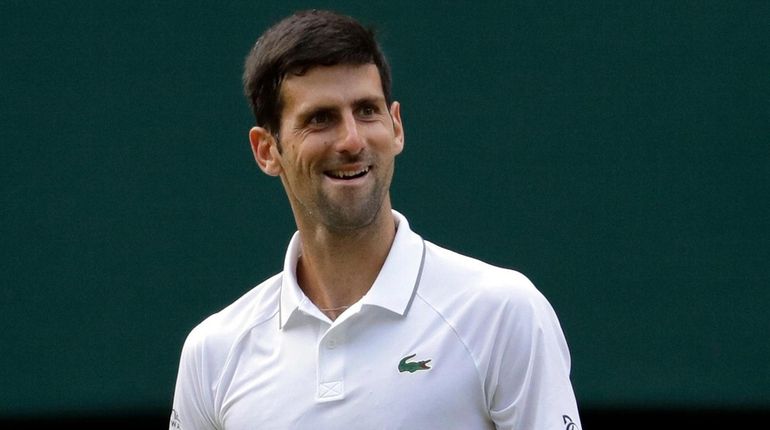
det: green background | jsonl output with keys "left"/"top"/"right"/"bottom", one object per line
{"left": 2, "top": 0, "right": 768, "bottom": 417}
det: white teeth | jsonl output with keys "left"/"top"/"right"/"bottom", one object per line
{"left": 329, "top": 167, "right": 369, "bottom": 179}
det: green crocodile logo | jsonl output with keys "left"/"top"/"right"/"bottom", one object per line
{"left": 398, "top": 353, "right": 431, "bottom": 373}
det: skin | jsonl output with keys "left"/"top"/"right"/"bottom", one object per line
{"left": 249, "top": 64, "right": 404, "bottom": 320}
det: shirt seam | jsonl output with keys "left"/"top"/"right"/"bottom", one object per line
{"left": 413, "top": 291, "right": 492, "bottom": 419}
{"left": 212, "top": 299, "right": 280, "bottom": 425}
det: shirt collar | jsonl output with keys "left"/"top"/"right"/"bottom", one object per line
{"left": 278, "top": 230, "right": 304, "bottom": 330}
{"left": 279, "top": 210, "right": 425, "bottom": 329}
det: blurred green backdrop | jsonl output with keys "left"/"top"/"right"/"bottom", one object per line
{"left": 2, "top": 0, "right": 768, "bottom": 417}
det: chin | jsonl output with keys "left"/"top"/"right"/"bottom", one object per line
{"left": 320, "top": 201, "right": 385, "bottom": 231}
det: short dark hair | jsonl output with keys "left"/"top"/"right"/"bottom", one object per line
{"left": 243, "top": 10, "right": 392, "bottom": 135}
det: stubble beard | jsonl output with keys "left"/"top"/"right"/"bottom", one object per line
{"left": 313, "top": 171, "right": 390, "bottom": 233}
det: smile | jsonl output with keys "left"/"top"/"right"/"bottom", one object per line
{"left": 324, "top": 166, "right": 370, "bottom": 180}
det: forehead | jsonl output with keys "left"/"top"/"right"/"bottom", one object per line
{"left": 280, "top": 64, "right": 385, "bottom": 114}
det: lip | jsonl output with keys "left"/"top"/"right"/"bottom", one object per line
{"left": 323, "top": 164, "right": 372, "bottom": 183}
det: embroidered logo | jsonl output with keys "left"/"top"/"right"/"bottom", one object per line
{"left": 563, "top": 415, "right": 579, "bottom": 430}
{"left": 398, "top": 353, "right": 431, "bottom": 373}
{"left": 170, "top": 409, "right": 182, "bottom": 429}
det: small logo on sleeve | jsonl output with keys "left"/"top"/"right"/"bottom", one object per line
{"left": 170, "top": 409, "right": 182, "bottom": 429}
{"left": 398, "top": 353, "right": 432, "bottom": 373}
{"left": 563, "top": 415, "right": 578, "bottom": 430}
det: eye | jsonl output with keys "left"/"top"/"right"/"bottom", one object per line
{"left": 358, "top": 105, "right": 377, "bottom": 117}
{"left": 309, "top": 111, "right": 331, "bottom": 125}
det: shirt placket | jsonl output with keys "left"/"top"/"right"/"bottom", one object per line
{"left": 316, "top": 322, "right": 347, "bottom": 402}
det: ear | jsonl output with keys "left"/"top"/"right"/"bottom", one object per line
{"left": 249, "top": 127, "right": 282, "bottom": 176}
{"left": 389, "top": 101, "right": 405, "bottom": 155}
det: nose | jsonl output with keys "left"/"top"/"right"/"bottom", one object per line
{"left": 335, "top": 111, "right": 365, "bottom": 155}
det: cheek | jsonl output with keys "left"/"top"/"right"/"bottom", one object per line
{"left": 367, "top": 127, "right": 400, "bottom": 152}
{"left": 289, "top": 143, "right": 327, "bottom": 173}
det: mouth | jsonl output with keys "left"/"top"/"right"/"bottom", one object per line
{"left": 324, "top": 166, "right": 370, "bottom": 181}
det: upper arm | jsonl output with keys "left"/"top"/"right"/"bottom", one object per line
{"left": 169, "top": 329, "right": 220, "bottom": 430}
{"left": 487, "top": 284, "right": 582, "bottom": 430}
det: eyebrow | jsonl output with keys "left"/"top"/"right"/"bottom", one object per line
{"left": 352, "top": 96, "right": 386, "bottom": 109}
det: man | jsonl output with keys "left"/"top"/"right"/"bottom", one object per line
{"left": 170, "top": 9, "right": 581, "bottom": 430}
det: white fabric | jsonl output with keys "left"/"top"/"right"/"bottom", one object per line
{"left": 170, "top": 211, "right": 581, "bottom": 429}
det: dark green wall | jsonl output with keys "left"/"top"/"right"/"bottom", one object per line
{"left": 2, "top": 0, "right": 768, "bottom": 416}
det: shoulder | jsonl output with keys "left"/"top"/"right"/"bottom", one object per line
{"left": 180, "top": 273, "right": 282, "bottom": 368}
{"left": 417, "top": 240, "right": 563, "bottom": 349}
{"left": 417, "top": 240, "right": 571, "bottom": 379}
{"left": 420, "top": 240, "right": 548, "bottom": 311}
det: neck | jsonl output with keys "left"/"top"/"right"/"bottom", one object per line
{"left": 296, "top": 208, "right": 396, "bottom": 320}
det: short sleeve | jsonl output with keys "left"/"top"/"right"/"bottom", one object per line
{"left": 169, "top": 328, "right": 219, "bottom": 430}
{"left": 487, "top": 287, "right": 582, "bottom": 430}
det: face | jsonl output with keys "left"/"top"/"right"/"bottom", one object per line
{"left": 251, "top": 64, "right": 404, "bottom": 232}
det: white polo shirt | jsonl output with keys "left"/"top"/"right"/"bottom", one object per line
{"left": 170, "top": 211, "right": 581, "bottom": 430}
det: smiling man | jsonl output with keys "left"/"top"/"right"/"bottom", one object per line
{"left": 170, "top": 10, "right": 581, "bottom": 430}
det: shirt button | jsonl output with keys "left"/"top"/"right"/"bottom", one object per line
{"left": 326, "top": 338, "right": 337, "bottom": 349}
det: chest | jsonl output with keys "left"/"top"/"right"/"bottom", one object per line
{"left": 214, "top": 307, "right": 492, "bottom": 429}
